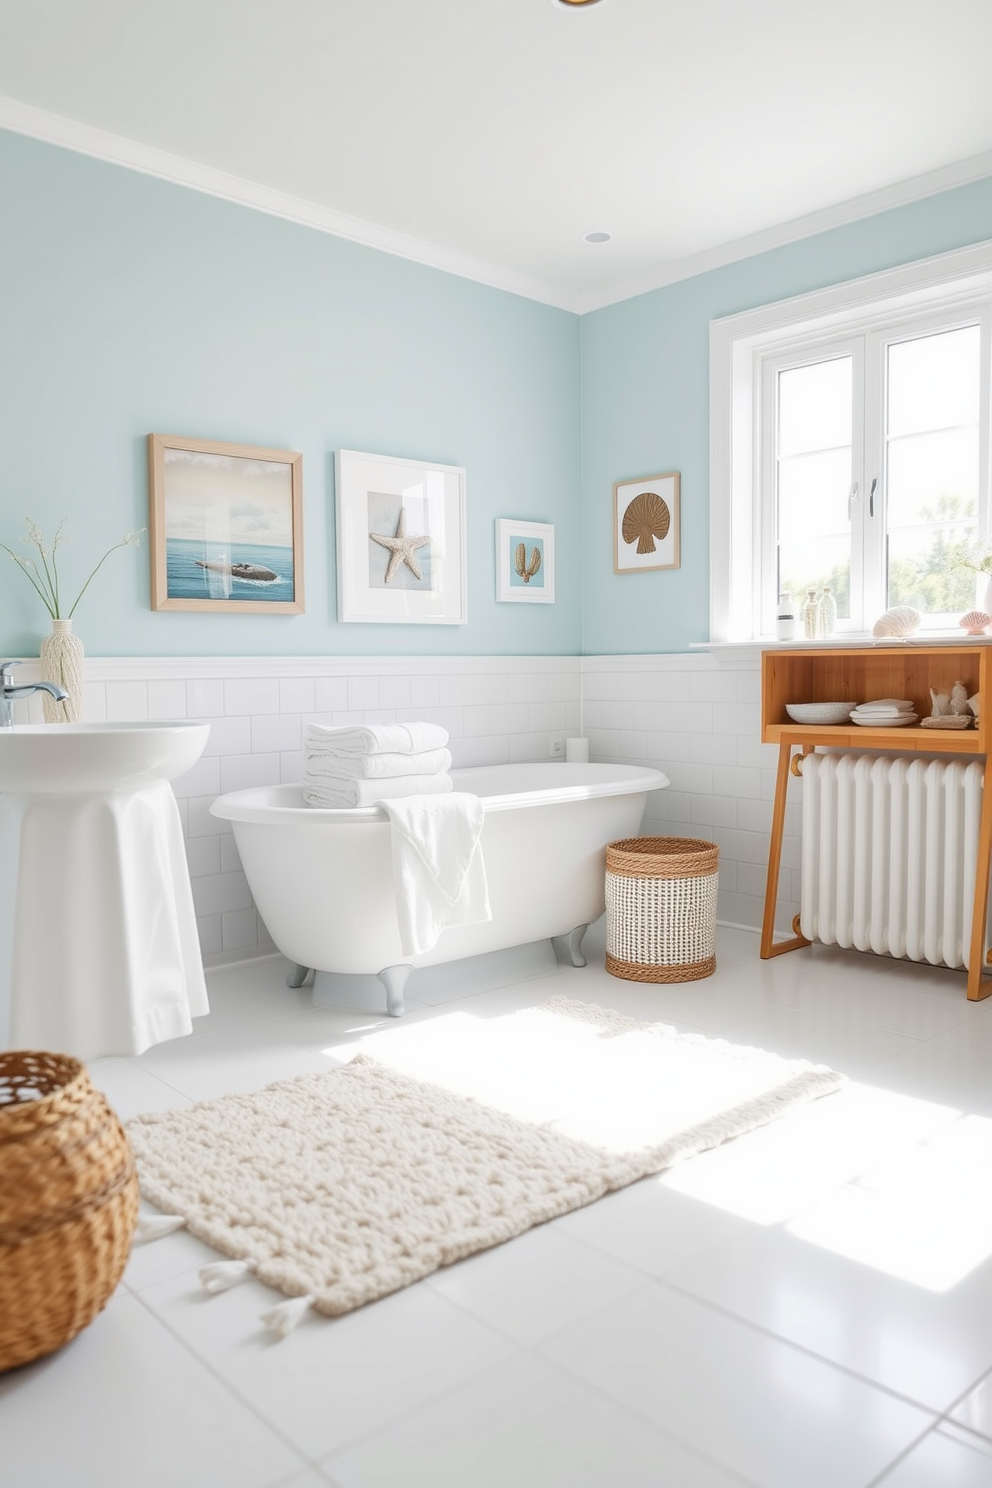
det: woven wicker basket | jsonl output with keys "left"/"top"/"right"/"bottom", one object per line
{"left": 605, "top": 836, "right": 719, "bottom": 983}
{"left": 0, "top": 1051, "right": 139, "bottom": 1372}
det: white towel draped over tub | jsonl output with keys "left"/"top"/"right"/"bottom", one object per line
{"left": 381, "top": 794, "right": 492, "bottom": 956}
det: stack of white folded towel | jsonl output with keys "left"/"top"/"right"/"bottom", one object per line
{"left": 850, "top": 698, "right": 918, "bottom": 725}
{"left": 303, "top": 721, "right": 453, "bottom": 807}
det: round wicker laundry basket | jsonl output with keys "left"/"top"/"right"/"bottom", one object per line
{"left": 0, "top": 1050, "right": 139, "bottom": 1372}
{"left": 605, "top": 836, "right": 719, "bottom": 983}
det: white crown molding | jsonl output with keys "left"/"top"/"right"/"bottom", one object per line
{"left": 0, "top": 94, "right": 579, "bottom": 314}
{"left": 3, "top": 91, "right": 990, "bottom": 318}
{"left": 575, "top": 149, "right": 992, "bottom": 314}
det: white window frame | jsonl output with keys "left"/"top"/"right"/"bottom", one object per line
{"left": 710, "top": 240, "right": 992, "bottom": 643}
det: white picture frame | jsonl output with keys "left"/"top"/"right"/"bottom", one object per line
{"left": 335, "top": 450, "right": 467, "bottom": 624}
{"left": 496, "top": 519, "right": 555, "bottom": 603}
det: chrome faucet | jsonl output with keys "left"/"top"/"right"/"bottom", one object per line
{"left": 0, "top": 660, "right": 70, "bottom": 727}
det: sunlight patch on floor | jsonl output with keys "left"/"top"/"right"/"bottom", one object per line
{"left": 659, "top": 1081, "right": 961, "bottom": 1226}
{"left": 786, "top": 1113, "right": 992, "bottom": 1291}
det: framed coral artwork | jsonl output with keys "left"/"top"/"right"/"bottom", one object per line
{"left": 496, "top": 519, "right": 555, "bottom": 604}
{"left": 613, "top": 471, "right": 680, "bottom": 574}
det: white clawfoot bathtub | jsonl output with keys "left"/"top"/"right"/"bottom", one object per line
{"left": 211, "top": 761, "right": 668, "bottom": 1015}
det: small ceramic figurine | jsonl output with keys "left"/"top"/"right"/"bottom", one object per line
{"left": 930, "top": 688, "right": 951, "bottom": 717}
{"left": 950, "top": 681, "right": 970, "bottom": 716}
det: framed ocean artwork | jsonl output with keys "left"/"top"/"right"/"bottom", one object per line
{"left": 148, "top": 434, "right": 304, "bottom": 613}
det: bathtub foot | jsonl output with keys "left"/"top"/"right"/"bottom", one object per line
{"left": 553, "top": 924, "right": 589, "bottom": 968}
{"left": 377, "top": 964, "right": 413, "bottom": 1018}
{"left": 286, "top": 963, "right": 311, "bottom": 989}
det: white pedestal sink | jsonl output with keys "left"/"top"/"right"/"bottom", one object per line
{"left": 0, "top": 721, "right": 211, "bottom": 1060}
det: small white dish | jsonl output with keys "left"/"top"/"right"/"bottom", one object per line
{"left": 784, "top": 702, "right": 856, "bottom": 725}
{"left": 851, "top": 714, "right": 919, "bottom": 727}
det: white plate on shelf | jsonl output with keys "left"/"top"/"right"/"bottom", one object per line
{"left": 784, "top": 702, "right": 856, "bottom": 724}
{"left": 851, "top": 714, "right": 919, "bottom": 727}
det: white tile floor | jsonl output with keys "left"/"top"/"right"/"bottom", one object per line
{"left": 6, "top": 924, "right": 992, "bottom": 1487}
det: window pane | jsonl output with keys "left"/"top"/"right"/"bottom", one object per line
{"left": 778, "top": 448, "right": 852, "bottom": 619}
{"left": 887, "top": 325, "right": 980, "bottom": 438}
{"left": 779, "top": 357, "right": 852, "bottom": 457}
{"left": 887, "top": 428, "right": 978, "bottom": 527}
{"left": 886, "top": 326, "right": 980, "bottom": 617}
{"left": 777, "top": 356, "right": 853, "bottom": 621}
{"left": 887, "top": 524, "right": 976, "bottom": 614}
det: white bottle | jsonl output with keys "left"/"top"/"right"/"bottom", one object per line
{"left": 817, "top": 585, "right": 837, "bottom": 638}
{"left": 801, "top": 588, "right": 820, "bottom": 640}
{"left": 776, "top": 594, "right": 796, "bottom": 641}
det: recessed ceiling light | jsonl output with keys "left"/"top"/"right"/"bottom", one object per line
{"left": 551, "top": 0, "right": 608, "bottom": 9}
{"left": 583, "top": 231, "right": 612, "bottom": 244}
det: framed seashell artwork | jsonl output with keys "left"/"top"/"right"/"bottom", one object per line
{"left": 613, "top": 472, "right": 680, "bottom": 574}
{"left": 495, "top": 518, "right": 555, "bottom": 604}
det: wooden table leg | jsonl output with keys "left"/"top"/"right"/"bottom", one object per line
{"left": 966, "top": 755, "right": 992, "bottom": 1001}
{"left": 760, "top": 740, "right": 811, "bottom": 960}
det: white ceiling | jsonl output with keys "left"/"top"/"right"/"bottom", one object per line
{"left": 1, "top": 0, "right": 992, "bottom": 312}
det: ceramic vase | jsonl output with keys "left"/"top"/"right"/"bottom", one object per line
{"left": 817, "top": 585, "right": 837, "bottom": 637}
{"left": 39, "top": 618, "right": 84, "bottom": 722}
{"left": 801, "top": 588, "right": 820, "bottom": 640}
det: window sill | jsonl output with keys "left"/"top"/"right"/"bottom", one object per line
{"left": 694, "top": 632, "right": 992, "bottom": 664}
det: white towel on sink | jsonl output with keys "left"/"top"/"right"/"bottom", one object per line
{"left": 381, "top": 793, "right": 492, "bottom": 957}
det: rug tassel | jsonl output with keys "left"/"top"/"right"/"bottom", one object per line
{"left": 135, "top": 1214, "right": 187, "bottom": 1242}
{"left": 199, "top": 1259, "right": 255, "bottom": 1294}
{"left": 259, "top": 1294, "right": 316, "bottom": 1338}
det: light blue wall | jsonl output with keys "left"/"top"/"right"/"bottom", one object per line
{"left": 581, "top": 175, "right": 992, "bottom": 654}
{"left": 6, "top": 127, "right": 992, "bottom": 663}
{"left": 0, "top": 131, "right": 581, "bottom": 657}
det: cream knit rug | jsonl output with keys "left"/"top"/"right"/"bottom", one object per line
{"left": 127, "top": 997, "right": 844, "bottom": 1320}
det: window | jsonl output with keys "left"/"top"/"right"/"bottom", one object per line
{"left": 710, "top": 244, "right": 992, "bottom": 642}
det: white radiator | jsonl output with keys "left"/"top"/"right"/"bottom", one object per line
{"left": 800, "top": 753, "right": 986, "bottom": 969}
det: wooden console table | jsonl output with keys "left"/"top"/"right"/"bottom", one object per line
{"left": 760, "top": 642, "right": 992, "bottom": 1001}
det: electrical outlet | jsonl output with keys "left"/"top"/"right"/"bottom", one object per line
{"left": 549, "top": 735, "right": 565, "bottom": 758}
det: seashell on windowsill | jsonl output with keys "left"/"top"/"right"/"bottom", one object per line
{"left": 959, "top": 610, "right": 992, "bottom": 635}
{"left": 872, "top": 605, "right": 921, "bottom": 639}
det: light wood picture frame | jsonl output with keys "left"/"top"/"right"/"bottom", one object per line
{"left": 496, "top": 519, "right": 555, "bottom": 603}
{"left": 148, "top": 434, "right": 304, "bottom": 613}
{"left": 613, "top": 471, "right": 680, "bottom": 574}
{"left": 335, "top": 449, "right": 467, "bottom": 624}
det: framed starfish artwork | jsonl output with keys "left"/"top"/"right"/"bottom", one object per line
{"left": 334, "top": 450, "right": 467, "bottom": 624}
